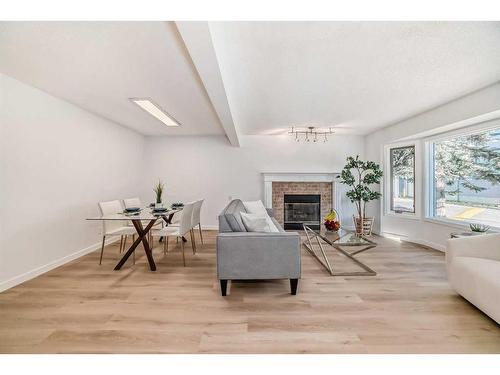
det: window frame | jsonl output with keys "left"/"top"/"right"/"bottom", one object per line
{"left": 383, "top": 141, "right": 420, "bottom": 219}
{"left": 389, "top": 145, "right": 416, "bottom": 214}
{"left": 423, "top": 120, "right": 500, "bottom": 230}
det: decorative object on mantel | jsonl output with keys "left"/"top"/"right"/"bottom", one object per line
{"left": 470, "top": 223, "right": 490, "bottom": 233}
{"left": 324, "top": 209, "right": 341, "bottom": 232}
{"left": 289, "top": 126, "right": 334, "bottom": 143}
{"left": 338, "top": 155, "right": 382, "bottom": 236}
{"left": 153, "top": 180, "right": 165, "bottom": 208}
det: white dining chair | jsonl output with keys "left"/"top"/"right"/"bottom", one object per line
{"left": 151, "top": 201, "right": 196, "bottom": 266}
{"left": 123, "top": 197, "right": 142, "bottom": 209}
{"left": 123, "top": 197, "right": 162, "bottom": 244}
{"left": 98, "top": 200, "right": 137, "bottom": 265}
{"left": 192, "top": 199, "right": 204, "bottom": 247}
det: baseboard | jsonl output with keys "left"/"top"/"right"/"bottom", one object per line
{"left": 0, "top": 237, "right": 119, "bottom": 293}
{"left": 379, "top": 231, "right": 445, "bottom": 252}
{"left": 201, "top": 224, "right": 219, "bottom": 231}
{"left": 408, "top": 238, "right": 445, "bottom": 252}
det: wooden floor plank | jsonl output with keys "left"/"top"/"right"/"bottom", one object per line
{"left": 0, "top": 230, "right": 498, "bottom": 353}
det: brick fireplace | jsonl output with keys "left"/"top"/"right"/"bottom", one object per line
{"left": 272, "top": 181, "right": 333, "bottom": 228}
{"left": 263, "top": 173, "right": 339, "bottom": 229}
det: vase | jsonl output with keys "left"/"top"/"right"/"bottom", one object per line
{"left": 353, "top": 216, "right": 374, "bottom": 236}
{"left": 155, "top": 202, "right": 163, "bottom": 209}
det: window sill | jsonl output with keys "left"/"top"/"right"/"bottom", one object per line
{"left": 384, "top": 212, "right": 420, "bottom": 221}
{"left": 423, "top": 217, "right": 500, "bottom": 232}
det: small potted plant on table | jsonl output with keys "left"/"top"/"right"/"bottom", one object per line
{"left": 153, "top": 180, "right": 165, "bottom": 208}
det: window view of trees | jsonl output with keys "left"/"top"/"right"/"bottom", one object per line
{"left": 390, "top": 146, "right": 415, "bottom": 213}
{"left": 432, "top": 127, "right": 500, "bottom": 227}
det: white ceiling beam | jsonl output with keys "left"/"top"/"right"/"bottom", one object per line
{"left": 175, "top": 21, "right": 240, "bottom": 147}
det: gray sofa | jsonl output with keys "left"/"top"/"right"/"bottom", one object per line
{"left": 216, "top": 199, "right": 301, "bottom": 296}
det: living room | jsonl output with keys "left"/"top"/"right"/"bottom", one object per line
{"left": 1, "top": 0, "right": 499, "bottom": 372}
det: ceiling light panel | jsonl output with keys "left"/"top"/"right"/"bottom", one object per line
{"left": 130, "top": 98, "right": 180, "bottom": 127}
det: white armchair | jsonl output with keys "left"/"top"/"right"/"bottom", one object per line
{"left": 446, "top": 233, "right": 500, "bottom": 323}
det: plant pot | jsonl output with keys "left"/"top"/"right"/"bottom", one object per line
{"left": 155, "top": 202, "right": 163, "bottom": 209}
{"left": 353, "top": 216, "right": 374, "bottom": 236}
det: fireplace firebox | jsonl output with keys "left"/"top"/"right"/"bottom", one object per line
{"left": 283, "top": 194, "right": 321, "bottom": 230}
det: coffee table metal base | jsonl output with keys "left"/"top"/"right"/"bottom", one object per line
{"left": 302, "top": 225, "right": 376, "bottom": 276}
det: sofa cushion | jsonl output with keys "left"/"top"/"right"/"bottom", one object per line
{"left": 243, "top": 200, "right": 268, "bottom": 215}
{"left": 449, "top": 256, "right": 500, "bottom": 324}
{"left": 270, "top": 216, "right": 285, "bottom": 232}
{"left": 243, "top": 200, "right": 280, "bottom": 232}
{"left": 218, "top": 199, "right": 248, "bottom": 232}
{"left": 224, "top": 213, "right": 246, "bottom": 232}
{"left": 240, "top": 212, "right": 273, "bottom": 232}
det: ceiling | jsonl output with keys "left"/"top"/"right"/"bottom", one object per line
{"left": 0, "top": 22, "right": 224, "bottom": 136}
{"left": 1, "top": 21, "right": 500, "bottom": 142}
{"left": 209, "top": 21, "right": 500, "bottom": 135}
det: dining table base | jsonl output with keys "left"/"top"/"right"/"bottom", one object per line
{"left": 113, "top": 211, "right": 180, "bottom": 271}
{"left": 114, "top": 219, "right": 158, "bottom": 271}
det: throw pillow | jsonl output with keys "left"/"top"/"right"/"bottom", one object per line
{"left": 240, "top": 212, "right": 272, "bottom": 232}
{"left": 243, "top": 200, "right": 280, "bottom": 232}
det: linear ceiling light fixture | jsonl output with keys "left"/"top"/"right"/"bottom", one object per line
{"left": 130, "top": 98, "right": 180, "bottom": 127}
{"left": 289, "top": 126, "right": 334, "bottom": 143}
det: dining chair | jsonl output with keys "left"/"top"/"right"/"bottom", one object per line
{"left": 192, "top": 199, "right": 204, "bottom": 247}
{"left": 98, "top": 200, "right": 137, "bottom": 265}
{"left": 123, "top": 196, "right": 162, "bottom": 245}
{"left": 151, "top": 201, "right": 196, "bottom": 266}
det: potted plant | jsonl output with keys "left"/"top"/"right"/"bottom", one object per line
{"left": 338, "top": 155, "right": 383, "bottom": 236}
{"left": 470, "top": 223, "right": 490, "bottom": 233}
{"left": 153, "top": 180, "right": 165, "bottom": 208}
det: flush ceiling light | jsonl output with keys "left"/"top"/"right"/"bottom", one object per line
{"left": 130, "top": 98, "right": 180, "bottom": 127}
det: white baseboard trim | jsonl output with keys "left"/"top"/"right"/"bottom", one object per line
{"left": 409, "top": 238, "right": 446, "bottom": 252}
{"left": 0, "top": 237, "right": 119, "bottom": 293}
{"left": 379, "top": 231, "right": 445, "bottom": 252}
{"left": 201, "top": 224, "right": 219, "bottom": 231}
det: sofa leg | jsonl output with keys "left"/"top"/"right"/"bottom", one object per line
{"left": 220, "top": 280, "right": 228, "bottom": 296}
{"left": 290, "top": 279, "right": 298, "bottom": 295}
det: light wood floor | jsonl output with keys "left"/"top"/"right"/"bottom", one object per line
{"left": 0, "top": 230, "right": 499, "bottom": 353}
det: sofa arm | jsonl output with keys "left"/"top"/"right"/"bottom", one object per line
{"left": 216, "top": 232, "right": 301, "bottom": 280}
{"left": 446, "top": 233, "right": 500, "bottom": 266}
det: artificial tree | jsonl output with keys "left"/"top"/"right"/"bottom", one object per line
{"left": 338, "top": 155, "right": 383, "bottom": 234}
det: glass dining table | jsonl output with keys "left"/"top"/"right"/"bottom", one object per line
{"left": 87, "top": 207, "right": 182, "bottom": 271}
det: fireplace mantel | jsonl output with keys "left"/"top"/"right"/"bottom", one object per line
{"left": 262, "top": 172, "right": 340, "bottom": 211}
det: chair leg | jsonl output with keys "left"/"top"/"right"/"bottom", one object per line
{"left": 123, "top": 235, "right": 127, "bottom": 253}
{"left": 180, "top": 237, "right": 186, "bottom": 266}
{"left": 166, "top": 236, "right": 169, "bottom": 253}
{"left": 198, "top": 223, "right": 204, "bottom": 245}
{"left": 190, "top": 229, "right": 196, "bottom": 255}
{"left": 163, "top": 236, "right": 167, "bottom": 255}
{"left": 220, "top": 280, "right": 228, "bottom": 296}
{"left": 290, "top": 279, "right": 299, "bottom": 295}
{"left": 133, "top": 248, "right": 135, "bottom": 265}
{"left": 99, "top": 236, "right": 106, "bottom": 265}
{"left": 118, "top": 235, "right": 123, "bottom": 253}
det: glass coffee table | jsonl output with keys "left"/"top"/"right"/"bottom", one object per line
{"left": 302, "top": 225, "right": 377, "bottom": 276}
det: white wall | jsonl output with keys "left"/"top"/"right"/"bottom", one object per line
{"left": 365, "top": 82, "right": 500, "bottom": 251}
{"left": 140, "top": 134, "right": 365, "bottom": 228}
{"left": 0, "top": 74, "right": 145, "bottom": 291}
